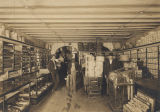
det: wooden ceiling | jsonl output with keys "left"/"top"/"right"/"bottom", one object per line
{"left": 0, "top": 0, "right": 160, "bottom": 43}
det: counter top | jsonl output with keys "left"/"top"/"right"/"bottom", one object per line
{"left": 135, "top": 79, "right": 160, "bottom": 93}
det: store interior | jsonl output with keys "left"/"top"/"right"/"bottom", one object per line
{"left": 0, "top": 0, "right": 160, "bottom": 112}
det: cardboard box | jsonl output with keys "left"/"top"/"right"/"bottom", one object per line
{"left": 0, "top": 24, "right": 5, "bottom": 36}
{"left": 5, "top": 30, "right": 10, "bottom": 37}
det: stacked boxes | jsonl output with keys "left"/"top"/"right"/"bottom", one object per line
{"left": 0, "top": 40, "right": 3, "bottom": 73}
{"left": 136, "top": 29, "right": 160, "bottom": 47}
{"left": 84, "top": 54, "right": 104, "bottom": 95}
{"left": 124, "top": 51, "right": 131, "bottom": 59}
{"left": 78, "top": 42, "right": 84, "bottom": 51}
{"left": 22, "top": 46, "right": 30, "bottom": 74}
{"left": 10, "top": 31, "right": 18, "bottom": 40}
{"left": 138, "top": 48, "right": 147, "bottom": 66}
{"left": 14, "top": 45, "right": 22, "bottom": 71}
{"left": 36, "top": 49, "right": 41, "bottom": 69}
{"left": 123, "top": 91, "right": 155, "bottom": 112}
{"left": 96, "top": 42, "right": 103, "bottom": 55}
{"left": 78, "top": 42, "right": 97, "bottom": 52}
{"left": 85, "top": 55, "right": 104, "bottom": 78}
{"left": 95, "top": 56, "right": 104, "bottom": 77}
{"left": 85, "top": 55, "right": 95, "bottom": 77}
{"left": 3, "top": 42, "right": 14, "bottom": 72}
{"left": 30, "top": 47, "right": 37, "bottom": 72}
{"left": 0, "top": 24, "right": 5, "bottom": 36}
{"left": 5, "top": 30, "right": 10, "bottom": 38}
{"left": 88, "top": 42, "right": 96, "bottom": 52}
{"left": 131, "top": 49, "right": 137, "bottom": 64}
{"left": 147, "top": 46, "right": 158, "bottom": 79}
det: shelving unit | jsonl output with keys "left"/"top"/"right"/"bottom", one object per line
{"left": 137, "top": 48, "right": 147, "bottom": 66}
{"left": 5, "top": 83, "right": 30, "bottom": 112}
{"left": 30, "top": 47, "right": 38, "bottom": 73}
{"left": 130, "top": 49, "right": 137, "bottom": 65}
{"left": 0, "top": 40, "right": 3, "bottom": 74}
{"left": 0, "top": 36, "right": 51, "bottom": 112}
{"left": 30, "top": 73, "right": 53, "bottom": 104}
{"left": 146, "top": 46, "right": 159, "bottom": 79}
{"left": 14, "top": 45, "right": 22, "bottom": 71}
{"left": 123, "top": 51, "right": 131, "bottom": 59}
{"left": 122, "top": 42, "right": 160, "bottom": 80}
{"left": 119, "top": 42, "right": 160, "bottom": 112}
{"left": 36, "top": 49, "right": 41, "bottom": 70}
{"left": 22, "top": 46, "right": 30, "bottom": 75}
{"left": 0, "top": 82, "right": 30, "bottom": 112}
{"left": 3, "top": 42, "right": 14, "bottom": 72}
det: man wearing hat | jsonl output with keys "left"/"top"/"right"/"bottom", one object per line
{"left": 102, "top": 52, "right": 123, "bottom": 95}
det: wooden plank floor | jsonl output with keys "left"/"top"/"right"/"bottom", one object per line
{"left": 30, "top": 87, "right": 112, "bottom": 112}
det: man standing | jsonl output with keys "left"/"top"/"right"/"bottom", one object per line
{"left": 48, "top": 55, "right": 59, "bottom": 91}
{"left": 103, "top": 53, "right": 123, "bottom": 95}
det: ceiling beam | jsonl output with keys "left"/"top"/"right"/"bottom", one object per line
{"left": 1, "top": 4, "right": 160, "bottom": 9}
{"left": 1, "top": 15, "right": 160, "bottom": 19}
{"left": 1, "top": 19, "right": 160, "bottom": 23}
{"left": 7, "top": 22, "right": 160, "bottom": 27}
{"left": 8, "top": 26, "right": 156, "bottom": 29}
{"left": 40, "top": 37, "right": 128, "bottom": 40}
{"left": 30, "top": 34, "right": 130, "bottom": 37}
{"left": 13, "top": 27, "right": 154, "bottom": 30}
{"left": 1, "top": 11, "right": 160, "bottom": 15}
{"left": 17, "top": 29, "right": 151, "bottom": 33}
{"left": 33, "top": 35, "right": 130, "bottom": 38}
{"left": 26, "top": 32, "right": 130, "bottom": 35}
{"left": 1, "top": 8, "right": 160, "bottom": 14}
{"left": 22, "top": 30, "right": 145, "bottom": 33}
{"left": 0, "top": 5, "right": 160, "bottom": 9}
{"left": 42, "top": 38, "right": 127, "bottom": 42}
{"left": 5, "top": 22, "right": 160, "bottom": 24}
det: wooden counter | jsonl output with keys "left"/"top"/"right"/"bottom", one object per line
{"left": 135, "top": 79, "right": 160, "bottom": 93}
{"left": 135, "top": 79, "right": 160, "bottom": 110}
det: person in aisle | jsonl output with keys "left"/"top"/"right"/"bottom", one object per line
{"left": 47, "top": 55, "right": 60, "bottom": 92}
{"left": 102, "top": 53, "right": 123, "bottom": 95}
{"left": 66, "top": 50, "right": 72, "bottom": 75}
{"left": 59, "top": 51, "right": 68, "bottom": 83}
{"left": 137, "top": 58, "right": 153, "bottom": 79}
{"left": 70, "top": 53, "right": 78, "bottom": 93}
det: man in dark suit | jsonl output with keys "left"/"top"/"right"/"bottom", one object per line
{"left": 48, "top": 55, "right": 59, "bottom": 91}
{"left": 102, "top": 53, "right": 123, "bottom": 95}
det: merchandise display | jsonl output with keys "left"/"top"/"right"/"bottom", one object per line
{"left": 0, "top": 36, "right": 50, "bottom": 112}
{"left": 7, "top": 94, "right": 30, "bottom": 112}
{"left": 30, "top": 47, "right": 38, "bottom": 72}
{"left": 0, "top": 40, "right": 2, "bottom": 73}
{"left": 14, "top": 45, "right": 22, "bottom": 71}
{"left": 108, "top": 69, "right": 134, "bottom": 88}
{"left": 6, "top": 86, "right": 30, "bottom": 112}
{"left": 22, "top": 46, "right": 30, "bottom": 74}
{"left": 3, "top": 42, "right": 14, "bottom": 72}
{"left": 0, "top": 24, "right": 5, "bottom": 36}
{"left": 108, "top": 67, "right": 135, "bottom": 110}
{"left": 123, "top": 91, "right": 155, "bottom": 112}
{"left": 30, "top": 72, "right": 53, "bottom": 104}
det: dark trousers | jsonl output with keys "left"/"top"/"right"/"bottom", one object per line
{"left": 102, "top": 76, "right": 106, "bottom": 95}
{"left": 51, "top": 71, "right": 60, "bottom": 91}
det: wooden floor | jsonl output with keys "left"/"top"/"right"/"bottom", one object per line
{"left": 30, "top": 86, "right": 112, "bottom": 112}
